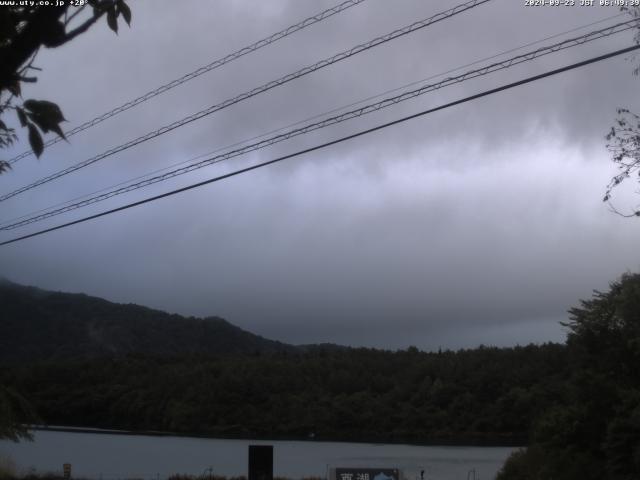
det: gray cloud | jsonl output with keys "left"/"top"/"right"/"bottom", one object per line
{"left": 1, "top": 0, "right": 639, "bottom": 350}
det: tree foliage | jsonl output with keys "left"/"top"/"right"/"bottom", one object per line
{"left": 0, "top": 0, "right": 131, "bottom": 173}
{"left": 0, "top": 385, "right": 37, "bottom": 442}
{"left": 498, "top": 273, "right": 640, "bottom": 480}
{"left": 0, "top": 0, "right": 131, "bottom": 441}
{"left": 605, "top": 109, "right": 640, "bottom": 217}
{"left": 0, "top": 343, "right": 567, "bottom": 445}
{"left": 603, "top": 6, "right": 640, "bottom": 217}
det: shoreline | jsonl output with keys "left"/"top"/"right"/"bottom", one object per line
{"left": 29, "top": 425, "right": 525, "bottom": 448}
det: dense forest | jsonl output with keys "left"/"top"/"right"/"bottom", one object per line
{"left": 1, "top": 274, "right": 639, "bottom": 479}
{"left": 1, "top": 343, "right": 566, "bottom": 445}
{"left": 496, "top": 272, "right": 640, "bottom": 480}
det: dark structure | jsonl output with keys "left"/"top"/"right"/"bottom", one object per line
{"left": 248, "top": 445, "right": 273, "bottom": 480}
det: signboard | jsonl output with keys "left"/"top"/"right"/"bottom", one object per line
{"left": 335, "top": 468, "right": 400, "bottom": 480}
{"left": 248, "top": 445, "right": 273, "bottom": 480}
{"left": 63, "top": 464, "right": 71, "bottom": 480}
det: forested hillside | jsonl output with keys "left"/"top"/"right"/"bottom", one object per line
{"left": 2, "top": 274, "right": 639, "bottom": 479}
{"left": 0, "top": 279, "right": 293, "bottom": 361}
{"left": 1, "top": 343, "right": 567, "bottom": 445}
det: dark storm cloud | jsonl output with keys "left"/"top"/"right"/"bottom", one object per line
{"left": 1, "top": 0, "right": 639, "bottom": 350}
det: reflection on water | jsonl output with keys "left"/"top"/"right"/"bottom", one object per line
{"left": 0, "top": 430, "right": 516, "bottom": 480}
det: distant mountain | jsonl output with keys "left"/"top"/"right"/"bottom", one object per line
{"left": 0, "top": 280, "right": 295, "bottom": 362}
{"left": 297, "top": 342, "right": 351, "bottom": 353}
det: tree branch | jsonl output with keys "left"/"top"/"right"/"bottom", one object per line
{"left": 62, "top": 10, "right": 104, "bottom": 43}
{"left": 606, "top": 200, "right": 640, "bottom": 218}
{"left": 64, "top": 4, "right": 87, "bottom": 27}
{"left": 0, "top": 8, "right": 66, "bottom": 90}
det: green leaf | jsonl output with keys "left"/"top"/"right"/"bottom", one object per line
{"left": 107, "top": 7, "right": 118, "bottom": 33}
{"left": 27, "top": 123, "right": 44, "bottom": 158}
{"left": 27, "top": 112, "right": 50, "bottom": 133}
{"left": 24, "top": 99, "right": 66, "bottom": 124}
{"left": 117, "top": 0, "right": 131, "bottom": 26}
{"left": 23, "top": 100, "right": 67, "bottom": 140}
{"left": 16, "top": 108, "right": 27, "bottom": 127}
{"left": 50, "top": 124, "right": 66, "bottom": 140}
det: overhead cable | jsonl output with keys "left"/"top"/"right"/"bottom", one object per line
{"left": 7, "top": 0, "right": 368, "bottom": 165}
{"left": 2, "top": 18, "right": 636, "bottom": 231}
{"left": 2, "top": 43, "right": 638, "bottom": 247}
{"left": 0, "top": 12, "right": 626, "bottom": 230}
{"left": 0, "top": 0, "right": 492, "bottom": 203}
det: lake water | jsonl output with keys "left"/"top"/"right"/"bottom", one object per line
{"left": 0, "top": 430, "right": 516, "bottom": 480}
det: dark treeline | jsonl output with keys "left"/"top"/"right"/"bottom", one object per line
{"left": 2, "top": 274, "right": 640, "bottom": 479}
{"left": 1, "top": 343, "right": 567, "bottom": 445}
{"left": 496, "top": 273, "right": 640, "bottom": 480}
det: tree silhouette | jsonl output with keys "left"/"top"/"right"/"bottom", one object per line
{"left": 0, "top": 0, "right": 131, "bottom": 173}
{"left": 497, "top": 273, "right": 640, "bottom": 480}
{"left": 0, "top": 386, "right": 37, "bottom": 441}
{"left": 603, "top": 6, "right": 640, "bottom": 217}
{"left": 0, "top": 0, "right": 131, "bottom": 441}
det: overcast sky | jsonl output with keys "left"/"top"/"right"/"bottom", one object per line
{"left": 1, "top": 0, "right": 639, "bottom": 350}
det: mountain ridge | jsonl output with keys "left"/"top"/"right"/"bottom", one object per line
{"left": 0, "top": 279, "right": 296, "bottom": 362}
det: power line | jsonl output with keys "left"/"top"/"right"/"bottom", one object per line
{"left": 2, "top": 18, "right": 636, "bottom": 231}
{"left": 1, "top": 12, "right": 625, "bottom": 230}
{"left": 0, "top": 0, "right": 492, "bottom": 203}
{"left": 3, "top": 18, "right": 635, "bottom": 229}
{"left": 6, "top": 0, "right": 368, "bottom": 165}
{"left": 2, "top": 44, "right": 638, "bottom": 247}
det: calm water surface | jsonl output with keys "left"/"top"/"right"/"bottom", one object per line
{"left": 0, "top": 430, "right": 516, "bottom": 480}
